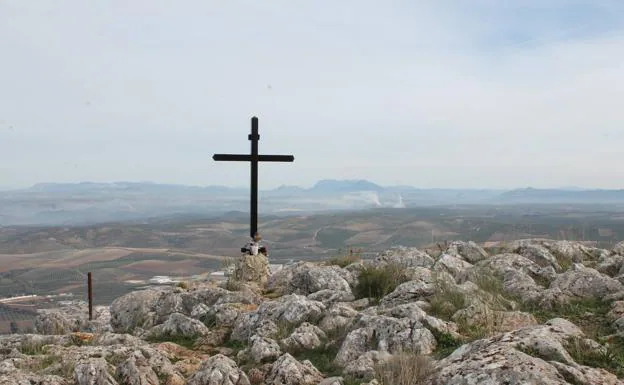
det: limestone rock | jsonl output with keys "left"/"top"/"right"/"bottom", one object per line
{"left": 318, "top": 303, "right": 359, "bottom": 336}
{"left": 335, "top": 316, "right": 436, "bottom": 368}
{"left": 597, "top": 253, "right": 624, "bottom": 277}
{"left": 148, "top": 313, "right": 210, "bottom": 340}
{"left": 433, "top": 254, "right": 473, "bottom": 281}
{"left": 115, "top": 353, "right": 159, "bottom": 385}
{"left": 373, "top": 247, "right": 435, "bottom": 269}
{"left": 280, "top": 322, "right": 327, "bottom": 351}
{"left": 444, "top": 241, "right": 489, "bottom": 264}
{"left": 231, "top": 295, "right": 325, "bottom": 342}
{"left": 307, "top": 289, "right": 355, "bottom": 305}
{"left": 265, "top": 353, "right": 324, "bottom": 385}
{"left": 248, "top": 336, "right": 282, "bottom": 364}
{"left": 379, "top": 275, "right": 436, "bottom": 307}
{"left": 74, "top": 358, "right": 118, "bottom": 385}
{"left": 266, "top": 262, "right": 353, "bottom": 296}
{"left": 542, "top": 265, "right": 624, "bottom": 306}
{"left": 187, "top": 354, "right": 250, "bottom": 385}
{"left": 513, "top": 244, "right": 561, "bottom": 270}
{"left": 110, "top": 289, "right": 165, "bottom": 334}
{"left": 231, "top": 253, "right": 270, "bottom": 285}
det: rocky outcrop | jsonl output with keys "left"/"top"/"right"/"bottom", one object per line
{"left": 35, "top": 302, "right": 111, "bottom": 335}
{"left": 4, "top": 239, "right": 624, "bottom": 385}
{"left": 427, "top": 318, "right": 622, "bottom": 385}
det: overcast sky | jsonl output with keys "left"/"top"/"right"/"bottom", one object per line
{"left": 1, "top": 1, "right": 623, "bottom": 190}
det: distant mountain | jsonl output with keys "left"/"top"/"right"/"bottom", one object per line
{"left": 308, "top": 179, "right": 384, "bottom": 193}
{"left": 499, "top": 188, "right": 624, "bottom": 203}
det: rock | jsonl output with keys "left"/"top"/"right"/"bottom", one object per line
{"left": 0, "top": 373, "right": 69, "bottom": 385}
{"left": 110, "top": 289, "right": 164, "bottom": 334}
{"left": 433, "top": 254, "right": 473, "bottom": 281}
{"left": 319, "top": 377, "right": 344, "bottom": 385}
{"left": 513, "top": 244, "right": 561, "bottom": 270}
{"left": 452, "top": 304, "right": 538, "bottom": 336}
{"left": 444, "top": 241, "right": 489, "bottom": 264}
{"left": 307, "top": 289, "right": 355, "bottom": 305}
{"left": 614, "top": 241, "right": 624, "bottom": 255}
{"left": 379, "top": 273, "right": 436, "bottom": 307}
{"left": 34, "top": 311, "right": 79, "bottom": 335}
{"left": 115, "top": 353, "right": 159, "bottom": 385}
{"left": 544, "top": 265, "right": 623, "bottom": 305}
{"left": 546, "top": 240, "right": 597, "bottom": 263}
{"left": 187, "top": 354, "right": 250, "bottom": 385}
{"left": 373, "top": 247, "right": 435, "bottom": 269}
{"left": 342, "top": 350, "right": 391, "bottom": 380}
{"left": 291, "top": 265, "right": 352, "bottom": 295}
{"left": 335, "top": 316, "right": 436, "bottom": 368}
{"left": 426, "top": 318, "right": 617, "bottom": 385}
{"left": 280, "top": 322, "right": 327, "bottom": 351}
{"left": 318, "top": 303, "right": 359, "bottom": 336}
{"left": 597, "top": 253, "right": 624, "bottom": 277}
{"left": 248, "top": 336, "right": 282, "bottom": 364}
{"left": 74, "top": 358, "right": 118, "bottom": 385}
{"left": 148, "top": 313, "right": 210, "bottom": 339}
{"left": 265, "top": 353, "right": 324, "bottom": 385}
{"left": 231, "top": 295, "right": 325, "bottom": 342}
{"left": 266, "top": 262, "right": 352, "bottom": 296}
{"left": 230, "top": 253, "right": 270, "bottom": 285}
{"left": 34, "top": 302, "right": 112, "bottom": 335}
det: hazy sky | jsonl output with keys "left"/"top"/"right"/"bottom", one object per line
{"left": 1, "top": 1, "right": 624, "bottom": 190}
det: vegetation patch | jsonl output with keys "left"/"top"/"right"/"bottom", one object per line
{"left": 565, "top": 336, "right": 624, "bottom": 378}
{"left": 20, "top": 340, "right": 45, "bottom": 355}
{"left": 522, "top": 298, "right": 613, "bottom": 339}
{"left": 325, "top": 249, "right": 362, "bottom": 268}
{"left": 146, "top": 334, "right": 199, "bottom": 350}
{"left": 430, "top": 329, "right": 463, "bottom": 359}
{"left": 294, "top": 345, "right": 341, "bottom": 376}
{"left": 374, "top": 352, "right": 437, "bottom": 385}
{"left": 427, "top": 279, "right": 467, "bottom": 321}
{"left": 354, "top": 263, "right": 409, "bottom": 303}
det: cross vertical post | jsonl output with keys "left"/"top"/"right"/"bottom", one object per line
{"left": 213, "top": 116, "right": 294, "bottom": 239}
{"left": 250, "top": 117, "right": 259, "bottom": 238}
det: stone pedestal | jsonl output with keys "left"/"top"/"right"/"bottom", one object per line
{"left": 230, "top": 253, "right": 270, "bottom": 285}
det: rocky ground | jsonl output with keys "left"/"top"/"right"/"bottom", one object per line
{"left": 2, "top": 239, "right": 624, "bottom": 384}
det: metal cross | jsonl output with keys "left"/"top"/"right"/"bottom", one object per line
{"left": 213, "top": 116, "right": 294, "bottom": 238}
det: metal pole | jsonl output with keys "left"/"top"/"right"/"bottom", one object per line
{"left": 250, "top": 117, "right": 259, "bottom": 238}
{"left": 87, "top": 272, "right": 93, "bottom": 320}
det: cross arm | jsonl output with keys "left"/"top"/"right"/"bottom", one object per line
{"left": 213, "top": 154, "right": 295, "bottom": 162}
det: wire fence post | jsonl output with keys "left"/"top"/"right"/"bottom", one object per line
{"left": 87, "top": 272, "right": 93, "bottom": 321}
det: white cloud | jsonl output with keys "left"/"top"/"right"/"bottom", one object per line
{"left": 0, "top": 0, "right": 623, "bottom": 189}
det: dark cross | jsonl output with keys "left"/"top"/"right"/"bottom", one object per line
{"left": 213, "top": 116, "right": 294, "bottom": 238}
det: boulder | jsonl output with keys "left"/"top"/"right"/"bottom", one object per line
{"left": 148, "top": 313, "right": 210, "bottom": 340}
{"left": 187, "top": 354, "right": 250, "bottom": 385}
{"left": 265, "top": 353, "right": 324, "bottom": 385}
{"left": 230, "top": 253, "right": 270, "bottom": 285}
{"left": 444, "top": 241, "right": 489, "bottom": 264}
{"left": 373, "top": 247, "right": 435, "bottom": 269}
{"left": 231, "top": 295, "right": 325, "bottom": 342}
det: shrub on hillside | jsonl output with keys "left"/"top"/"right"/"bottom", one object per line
{"left": 325, "top": 250, "right": 362, "bottom": 268}
{"left": 374, "top": 353, "right": 437, "bottom": 385}
{"left": 355, "top": 263, "right": 407, "bottom": 303}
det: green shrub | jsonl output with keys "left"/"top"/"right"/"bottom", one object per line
{"left": 355, "top": 264, "right": 408, "bottom": 303}
{"left": 427, "top": 279, "right": 467, "bottom": 321}
{"left": 374, "top": 352, "right": 437, "bottom": 385}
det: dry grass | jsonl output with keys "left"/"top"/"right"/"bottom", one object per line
{"left": 325, "top": 249, "right": 362, "bottom": 268}
{"left": 374, "top": 353, "right": 437, "bottom": 385}
{"left": 354, "top": 263, "right": 409, "bottom": 303}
